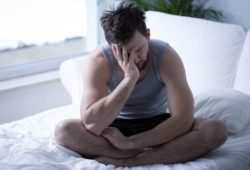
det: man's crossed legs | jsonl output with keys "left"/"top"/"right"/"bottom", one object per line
{"left": 54, "top": 117, "right": 227, "bottom": 167}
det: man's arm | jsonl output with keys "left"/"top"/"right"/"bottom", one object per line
{"left": 102, "top": 44, "right": 194, "bottom": 150}
{"left": 80, "top": 46, "right": 139, "bottom": 136}
{"left": 128, "top": 45, "right": 194, "bottom": 148}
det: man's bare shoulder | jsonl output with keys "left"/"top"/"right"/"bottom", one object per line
{"left": 89, "top": 47, "right": 108, "bottom": 67}
{"left": 161, "top": 44, "right": 181, "bottom": 67}
{"left": 85, "top": 47, "right": 109, "bottom": 82}
{"left": 160, "top": 44, "right": 186, "bottom": 82}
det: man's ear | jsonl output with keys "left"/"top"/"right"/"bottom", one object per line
{"left": 146, "top": 28, "right": 150, "bottom": 40}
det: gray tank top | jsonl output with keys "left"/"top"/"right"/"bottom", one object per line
{"left": 101, "top": 39, "right": 168, "bottom": 119}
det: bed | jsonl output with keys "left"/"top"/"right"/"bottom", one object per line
{"left": 0, "top": 88, "right": 250, "bottom": 170}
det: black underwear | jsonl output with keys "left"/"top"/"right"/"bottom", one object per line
{"left": 109, "top": 113, "right": 171, "bottom": 136}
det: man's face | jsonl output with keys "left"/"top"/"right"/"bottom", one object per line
{"left": 127, "top": 30, "right": 150, "bottom": 71}
{"left": 112, "top": 30, "right": 150, "bottom": 71}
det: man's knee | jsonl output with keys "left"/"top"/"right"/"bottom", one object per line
{"left": 54, "top": 119, "right": 82, "bottom": 147}
{"left": 203, "top": 119, "right": 228, "bottom": 149}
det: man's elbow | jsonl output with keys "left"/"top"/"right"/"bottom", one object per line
{"left": 80, "top": 115, "right": 102, "bottom": 136}
{"left": 174, "top": 114, "right": 194, "bottom": 134}
{"left": 83, "top": 122, "right": 103, "bottom": 136}
{"left": 181, "top": 117, "right": 194, "bottom": 133}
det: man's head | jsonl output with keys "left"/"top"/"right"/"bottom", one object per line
{"left": 100, "top": 1, "right": 150, "bottom": 70}
{"left": 100, "top": 0, "right": 148, "bottom": 45}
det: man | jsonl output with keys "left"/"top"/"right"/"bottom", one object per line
{"left": 55, "top": 1, "right": 228, "bottom": 167}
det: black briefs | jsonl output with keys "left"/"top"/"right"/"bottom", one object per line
{"left": 109, "top": 113, "right": 171, "bottom": 136}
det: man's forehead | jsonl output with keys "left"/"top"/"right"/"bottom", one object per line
{"left": 114, "top": 43, "right": 141, "bottom": 51}
{"left": 112, "top": 39, "right": 145, "bottom": 51}
{"left": 128, "top": 42, "right": 144, "bottom": 51}
{"left": 127, "top": 37, "right": 143, "bottom": 50}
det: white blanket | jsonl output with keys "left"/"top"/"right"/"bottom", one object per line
{"left": 0, "top": 103, "right": 250, "bottom": 170}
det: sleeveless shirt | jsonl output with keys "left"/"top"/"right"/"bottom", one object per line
{"left": 101, "top": 39, "right": 168, "bottom": 119}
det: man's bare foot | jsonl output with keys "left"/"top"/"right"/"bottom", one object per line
{"left": 95, "top": 157, "right": 125, "bottom": 167}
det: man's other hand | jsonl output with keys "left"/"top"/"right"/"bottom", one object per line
{"left": 102, "top": 127, "right": 136, "bottom": 150}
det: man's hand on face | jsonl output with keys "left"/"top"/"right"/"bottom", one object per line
{"left": 102, "top": 127, "right": 136, "bottom": 151}
{"left": 112, "top": 44, "right": 140, "bottom": 81}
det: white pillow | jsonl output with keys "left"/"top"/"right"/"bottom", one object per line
{"left": 234, "top": 30, "right": 250, "bottom": 95}
{"left": 146, "top": 11, "right": 245, "bottom": 96}
{"left": 194, "top": 88, "right": 250, "bottom": 134}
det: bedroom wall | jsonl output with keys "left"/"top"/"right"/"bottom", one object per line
{"left": 205, "top": 0, "right": 250, "bottom": 29}
{"left": 0, "top": 79, "right": 71, "bottom": 124}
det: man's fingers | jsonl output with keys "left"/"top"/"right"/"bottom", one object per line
{"left": 116, "top": 45, "right": 123, "bottom": 62}
{"left": 101, "top": 132, "right": 109, "bottom": 139}
{"left": 102, "top": 132, "right": 115, "bottom": 144}
{"left": 112, "top": 44, "right": 119, "bottom": 61}
{"left": 122, "top": 46, "right": 128, "bottom": 63}
{"left": 102, "top": 128, "right": 113, "bottom": 137}
{"left": 129, "top": 49, "right": 135, "bottom": 64}
{"left": 103, "top": 127, "right": 117, "bottom": 136}
{"left": 112, "top": 44, "right": 122, "bottom": 62}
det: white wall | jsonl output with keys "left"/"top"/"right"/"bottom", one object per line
{"left": 85, "top": 0, "right": 99, "bottom": 51}
{"left": 206, "top": 0, "right": 250, "bottom": 29}
{"left": 0, "top": 79, "right": 71, "bottom": 124}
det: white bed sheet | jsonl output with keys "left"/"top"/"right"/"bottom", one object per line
{"left": 0, "top": 104, "right": 250, "bottom": 170}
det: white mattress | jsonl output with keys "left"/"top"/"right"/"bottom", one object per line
{"left": 0, "top": 104, "right": 250, "bottom": 170}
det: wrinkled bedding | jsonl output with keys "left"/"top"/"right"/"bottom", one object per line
{"left": 0, "top": 103, "right": 250, "bottom": 170}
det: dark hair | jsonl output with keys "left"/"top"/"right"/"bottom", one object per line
{"left": 100, "top": 0, "right": 147, "bottom": 45}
